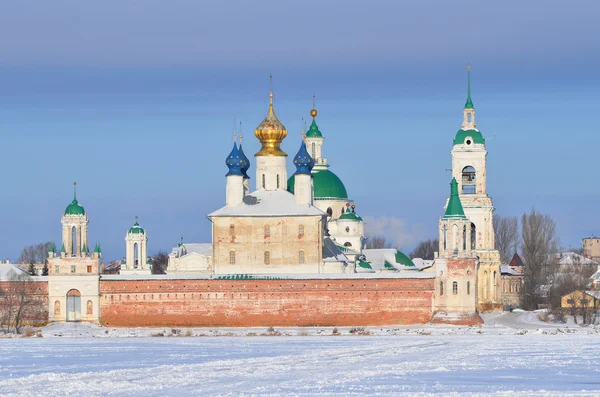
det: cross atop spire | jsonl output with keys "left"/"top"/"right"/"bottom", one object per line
{"left": 269, "top": 74, "right": 273, "bottom": 106}
{"left": 73, "top": 182, "right": 77, "bottom": 201}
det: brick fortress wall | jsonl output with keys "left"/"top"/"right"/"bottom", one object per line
{"left": 99, "top": 278, "right": 435, "bottom": 327}
{"left": 0, "top": 279, "right": 49, "bottom": 326}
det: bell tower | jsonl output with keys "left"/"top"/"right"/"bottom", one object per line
{"left": 447, "top": 66, "right": 502, "bottom": 311}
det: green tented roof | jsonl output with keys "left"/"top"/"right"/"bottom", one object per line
{"left": 305, "top": 119, "right": 323, "bottom": 138}
{"left": 444, "top": 177, "right": 467, "bottom": 219}
{"left": 288, "top": 169, "right": 348, "bottom": 200}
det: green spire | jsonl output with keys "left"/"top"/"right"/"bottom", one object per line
{"left": 444, "top": 178, "right": 467, "bottom": 219}
{"left": 82, "top": 243, "right": 88, "bottom": 253}
{"left": 464, "top": 65, "right": 474, "bottom": 109}
{"left": 60, "top": 243, "right": 66, "bottom": 253}
{"left": 93, "top": 242, "right": 100, "bottom": 253}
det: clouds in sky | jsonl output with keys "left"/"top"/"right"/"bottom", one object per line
{"left": 0, "top": 1, "right": 598, "bottom": 69}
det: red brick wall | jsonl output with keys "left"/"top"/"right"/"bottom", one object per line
{"left": 99, "top": 278, "right": 434, "bottom": 327}
{"left": 0, "top": 280, "right": 49, "bottom": 325}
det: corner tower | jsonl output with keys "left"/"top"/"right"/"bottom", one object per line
{"left": 254, "top": 76, "right": 288, "bottom": 191}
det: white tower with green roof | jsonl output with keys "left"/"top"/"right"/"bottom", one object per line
{"left": 61, "top": 182, "right": 89, "bottom": 258}
{"left": 122, "top": 216, "right": 149, "bottom": 274}
{"left": 448, "top": 66, "right": 502, "bottom": 311}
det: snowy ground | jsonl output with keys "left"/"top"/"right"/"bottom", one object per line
{"left": 1, "top": 312, "right": 600, "bottom": 396}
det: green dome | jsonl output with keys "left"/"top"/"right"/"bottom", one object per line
{"left": 288, "top": 169, "right": 348, "bottom": 200}
{"left": 65, "top": 199, "right": 85, "bottom": 215}
{"left": 305, "top": 119, "right": 323, "bottom": 138}
{"left": 129, "top": 222, "right": 145, "bottom": 234}
{"left": 453, "top": 129, "right": 485, "bottom": 146}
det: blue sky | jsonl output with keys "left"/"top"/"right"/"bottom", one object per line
{"left": 0, "top": 1, "right": 599, "bottom": 261}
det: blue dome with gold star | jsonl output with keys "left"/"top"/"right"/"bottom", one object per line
{"left": 293, "top": 141, "right": 314, "bottom": 175}
{"left": 225, "top": 142, "right": 243, "bottom": 176}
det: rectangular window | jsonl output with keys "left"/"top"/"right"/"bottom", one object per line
{"left": 440, "top": 281, "right": 444, "bottom": 296}
{"left": 264, "top": 225, "right": 270, "bottom": 237}
{"left": 264, "top": 251, "right": 270, "bottom": 265}
{"left": 87, "top": 265, "right": 92, "bottom": 273}
{"left": 229, "top": 225, "right": 235, "bottom": 236}
{"left": 467, "top": 281, "right": 471, "bottom": 295}
{"left": 55, "top": 265, "right": 60, "bottom": 274}
{"left": 452, "top": 281, "right": 458, "bottom": 295}
{"left": 299, "top": 251, "right": 305, "bottom": 264}
{"left": 71, "top": 265, "right": 76, "bottom": 273}
{"left": 299, "top": 225, "right": 304, "bottom": 236}
{"left": 229, "top": 251, "right": 235, "bottom": 265}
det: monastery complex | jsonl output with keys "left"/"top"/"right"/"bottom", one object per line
{"left": 5, "top": 68, "right": 505, "bottom": 327}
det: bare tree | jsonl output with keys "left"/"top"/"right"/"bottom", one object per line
{"left": 520, "top": 209, "right": 559, "bottom": 310}
{"left": 18, "top": 242, "right": 53, "bottom": 266}
{"left": 493, "top": 215, "right": 519, "bottom": 263}
{"left": 364, "top": 236, "right": 395, "bottom": 249}
{"left": 0, "top": 271, "right": 46, "bottom": 334}
{"left": 409, "top": 239, "right": 438, "bottom": 260}
{"left": 151, "top": 251, "right": 169, "bottom": 275}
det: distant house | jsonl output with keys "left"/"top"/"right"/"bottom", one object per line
{"left": 500, "top": 253, "right": 524, "bottom": 309}
{"left": 561, "top": 290, "right": 600, "bottom": 324}
{"left": 583, "top": 237, "right": 600, "bottom": 262}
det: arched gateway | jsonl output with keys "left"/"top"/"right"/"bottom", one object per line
{"left": 66, "top": 289, "right": 81, "bottom": 322}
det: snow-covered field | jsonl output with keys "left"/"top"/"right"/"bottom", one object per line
{"left": 1, "top": 312, "right": 600, "bottom": 397}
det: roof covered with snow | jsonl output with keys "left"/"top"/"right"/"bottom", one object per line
{"left": 172, "top": 243, "right": 213, "bottom": 258}
{"left": 362, "top": 249, "right": 418, "bottom": 272}
{"left": 555, "top": 252, "right": 600, "bottom": 266}
{"left": 208, "top": 189, "right": 326, "bottom": 218}
{"left": 0, "top": 262, "right": 28, "bottom": 281}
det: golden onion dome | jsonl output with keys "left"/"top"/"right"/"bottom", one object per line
{"left": 254, "top": 92, "right": 288, "bottom": 157}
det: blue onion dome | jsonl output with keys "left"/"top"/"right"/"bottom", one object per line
{"left": 293, "top": 141, "right": 314, "bottom": 175}
{"left": 238, "top": 144, "right": 250, "bottom": 178}
{"left": 225, "top": 142, "right": 244, "bottom": 176}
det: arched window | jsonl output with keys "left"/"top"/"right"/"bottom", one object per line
{"left": 264, "top": 251, "right": 270, "bottom": 265}
{"left": 229, "top": 224, "right": 235, "bottom": 236}
{"left": 298, "top": 225, "right": 304, "bottom": 236}
{"left": 86, "top": 300, "right": 93, "bottom": 315}
{"left": 277, "top": 174, "right": 280, "bottom": 189}
{"left": 326, "top": 207, "right": 333, "bottom": 217}
{"left": 493, "top": 271, "right": 497, "bottom": 299}
{"left": 134, "top": 242, "right": 139, "bottom": 268}
{"left": 467, "top": 281, "right": 471, "bottom": 295}
{"left": 229, "top": 251, "right": 235, "bottom": 264}
{"left": 344, "top": 242, "right": 352, "bottom": 247}
{"left": 452, "top": 281, "right": 458, "bottom": 295}
{"left": 311, "top": 142, "right": 316, "bottom": 159}
{"left": 462, "top": 166, "right": 476, "bottom": 194}
{"left": 471, "top": 223, "right": 476, "bottom": 250}
{"left": 341, "top": 208, "right": 345, "bottom": 215}
{"left": 72, "top": 226, "right": 77, "bottom": 257}
{"left": 264, "top": 225, "right": 270, "bottom": 237}
{"left": 440, "top": 281, "right": 444, "bottom": 296}
{"left": 299, "top": 250, "right": 305, "bottom": 264}
{"left": 262, "top": 174, "right": 265, "bottom": 189}
{"left": 54, "top": 300, "right": 60, "bottom": 315}
{"left": 467, "top": 113, "right": 472, "bottom": 123}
